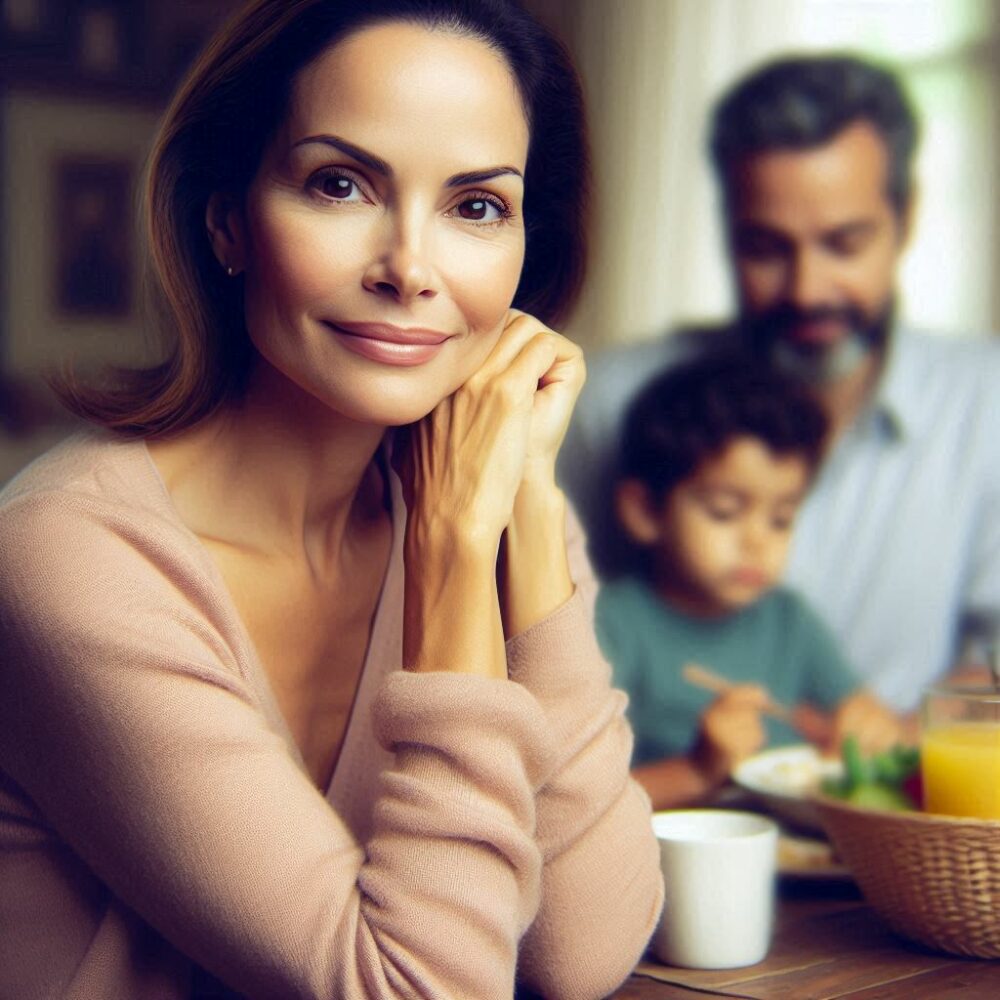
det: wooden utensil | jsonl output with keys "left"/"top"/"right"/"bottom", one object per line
{"left": 682, "top": 662, "right": 795, "bottom": 724}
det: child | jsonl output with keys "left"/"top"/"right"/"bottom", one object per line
{"left": 596, "top": 355, "right": 901, "bottom": 810}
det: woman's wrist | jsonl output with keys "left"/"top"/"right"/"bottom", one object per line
{"left": 518, "top": 457, "right": 559, "bottom": 497}
{"left": 500, "top": 478, "right": 573, "bottom": 638}
{"left": 405, "top": 503, "right": 500, "bottom": 566}
{"left": 403, "top": 529, "right": 506, "bottom": 678}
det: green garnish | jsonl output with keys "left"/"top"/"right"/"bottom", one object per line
{"left": 821, "top": 736, "right": 920, "bottom": 811}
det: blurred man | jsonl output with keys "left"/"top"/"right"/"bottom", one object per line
{"left": 560, "top": 54, "right": 1000, "bottom": 712}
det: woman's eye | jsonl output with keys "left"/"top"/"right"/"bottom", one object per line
{"left": 311, "top": 171, "right": 364, "bottom": 202}
{"left": 454, "top": 196, "right": 507, "bottom": 223}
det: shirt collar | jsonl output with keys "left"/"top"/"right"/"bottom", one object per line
{"left": 865, "top": 326, "right": 921, "bottom": 441}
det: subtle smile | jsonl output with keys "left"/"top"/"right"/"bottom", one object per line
{"left": 324, "top": 321, "right": 451, "bottom": 367}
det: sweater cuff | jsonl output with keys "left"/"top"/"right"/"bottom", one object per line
{"left": 372, "top": 670, "right": 557, "bottom": 791}
{"left": 505, "top": 589, "right": 611, "bottom": 707}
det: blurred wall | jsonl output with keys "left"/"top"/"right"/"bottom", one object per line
{"left": 0, "top": 0, "right": 241, "bottom": 482}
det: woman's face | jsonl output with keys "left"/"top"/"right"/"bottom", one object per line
{"left": 232, "top": 21, "right": 530, "bottom": 426}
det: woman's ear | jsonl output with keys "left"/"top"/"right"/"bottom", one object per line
{"left": 615, "top": 479, "right": 663, "bottom": 546}
{"left": 206, "top": 191, "right": 247, "bottom": 277}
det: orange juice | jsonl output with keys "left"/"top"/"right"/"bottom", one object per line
{"left": 921, "top": 723, "right": 1000, "bottom": 819}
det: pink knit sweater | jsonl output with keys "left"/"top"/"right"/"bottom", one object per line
{"left": 0, "top": 433, "right": 662, "bottom": 1000}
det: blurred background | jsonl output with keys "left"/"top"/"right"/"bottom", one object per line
{"left": 1, "top": 0, "right": 997, "bottom": 482}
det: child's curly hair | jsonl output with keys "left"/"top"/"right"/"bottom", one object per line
{"left": 620, "top": 352, "right": 828, "bottom": 501}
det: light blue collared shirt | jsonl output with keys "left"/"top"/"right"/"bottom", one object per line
{"left": 559, "top": 326, "right": 1000, "bottom": 711}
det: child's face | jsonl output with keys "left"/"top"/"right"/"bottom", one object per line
{"left": 656, "top": 436, "right": 810, "bottom": 615}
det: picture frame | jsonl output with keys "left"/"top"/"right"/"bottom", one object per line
{"left": 0, "top": 91, "right": 160, "bottom": 380}
{"left": 1, "top": 0, "right": 60, "bottom": 45}
{"left": 53, "top": 155, "right": 133, "bottom": 319}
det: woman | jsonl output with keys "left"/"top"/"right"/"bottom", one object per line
{"left": 0, "top": 1, "right": 662, "bottom": 997}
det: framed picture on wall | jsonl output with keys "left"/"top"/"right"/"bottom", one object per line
{"left": 1, "top": 0, "right": 60, "bottom": 44}
{"left": 1, "top": 92, "right": 160, "bottom": 381}
{"left": 52, "top": 156, "right": 133, "bottom": 318}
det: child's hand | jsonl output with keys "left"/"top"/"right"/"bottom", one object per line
{"left": 692, "top": 685, "right": 769, "bottom": 787}
{"left": 831, "top": 689, "right": 903, "bottom": 755}
{"left": 793, "top": 692, "right": 906, "bottom": 756}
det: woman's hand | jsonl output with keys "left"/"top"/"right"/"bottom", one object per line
{"left": 493, "top": 311, "right": 584, "bottom": 637}
{"left": 395, "top": 312, "right": 564, "bottom": 676}
{"left": 396, "top": 312, "right": 564, "bottom": 551}
{"left": 505, "top": 309, "right": 586, "bottom": 488}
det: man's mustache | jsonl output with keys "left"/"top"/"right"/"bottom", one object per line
{"left": 756, "top": 303, "right": 869, "bottom": 334}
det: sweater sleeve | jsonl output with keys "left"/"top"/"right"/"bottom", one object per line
{"left": 0, "top": 493, "right": 556, "bottom": 1000}
{"left": 506, "top": 505, "right": 664, "bottom": 1000}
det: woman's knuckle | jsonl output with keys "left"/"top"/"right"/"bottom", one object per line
{"left": 493, "top": 379, "right": 521, "bottom": 408}
{"left": 459, "top": 375, "right": 483, "bottom": 399}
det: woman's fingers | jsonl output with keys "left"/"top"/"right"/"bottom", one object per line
{"left": 472, "top": 310, "right": 580, "bottom": 394}
{"left": 506, "top": 311, "right": 585, "bottom": 393}
{"left": 402, "top": 325, "right": 558, "bottom": 542}
{"left": 500, "top": 328, "right": 561, "bottom": 395}
{"left": 401, "top": 308, "right": 583, "bottom": 553}
{"left": 473, "top": 309, "right": 554, "bottom": 378}
{"left": 480, "top": 311, "right": 585, "bottom": 479}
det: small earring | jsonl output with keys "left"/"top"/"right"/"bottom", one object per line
{"left": 226, "top": 265, "right": 234, "bottom": 277}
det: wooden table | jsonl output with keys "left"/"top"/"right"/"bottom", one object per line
{"left": 608, "top": 877, "right": 1000, "bottom": 999}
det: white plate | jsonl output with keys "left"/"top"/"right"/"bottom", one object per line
{"left": 732, "top": 744, "right": 844, "bottom": 835}
{"left": 777, "top": 833, "right": 851, "bottom": 881}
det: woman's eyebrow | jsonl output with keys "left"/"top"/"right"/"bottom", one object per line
{"left": 293, "top": 134, "right": 391, "bottom": 175}
{"left": 446, "top": 167, "right": 523, "bottom": 187}
{"left": 291, "top": 134, "right": 522, "bottom": 187}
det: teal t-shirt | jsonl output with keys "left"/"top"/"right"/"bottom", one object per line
{"left": 595, "top": 577, "right": 860, "bottom": 766}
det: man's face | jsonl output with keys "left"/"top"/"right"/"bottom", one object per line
{"left": 725, "top": 122, "right": 909, "bottom": 380}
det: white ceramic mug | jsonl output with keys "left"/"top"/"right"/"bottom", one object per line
{"left": 651, "top": 809, "right": 778, "bottom": 969}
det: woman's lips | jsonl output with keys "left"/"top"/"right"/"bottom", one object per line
{"left": 325, "top": 321, "right": 451, "bottom": 367}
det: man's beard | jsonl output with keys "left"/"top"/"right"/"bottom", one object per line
{"left": 741, "top": 300, "right": 894, "bottom": 385}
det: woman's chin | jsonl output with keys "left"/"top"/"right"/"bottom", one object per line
{"left": 325, "top": 388, "right": 455, "bottom": 430}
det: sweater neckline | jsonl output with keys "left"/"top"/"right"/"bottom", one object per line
{"left": 134, "top": 435, "right": 404, "bottom": 802}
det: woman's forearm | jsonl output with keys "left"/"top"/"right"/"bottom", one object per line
{"left": 403, "top": 514, "right": 508, "bottom": 680}
{"left": 500, "top": 473, "right": 573, "bottom": 639}
{"left": 505, "top": 589, "right": 664, "bottom": 999}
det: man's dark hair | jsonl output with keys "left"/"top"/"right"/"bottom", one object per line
{"left": 620, "top": 354, "right": 828, "bottom": 501}
{"left": 709, "top": 54, "right": 919, "bottom": 216}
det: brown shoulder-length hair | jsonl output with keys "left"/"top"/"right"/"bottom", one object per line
{"left": 54, "top": 0, "right": 591, "bottom": 437}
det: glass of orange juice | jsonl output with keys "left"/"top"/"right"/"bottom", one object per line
{"left": 921, "top": 685, "right": 1000, "bottom": 819}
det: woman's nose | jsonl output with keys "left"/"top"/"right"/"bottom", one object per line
{"left": 362, "top": 217, "right": 438, "bottom": 304}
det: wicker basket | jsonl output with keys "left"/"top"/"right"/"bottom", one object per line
{"left": 814, "top": 794, "right": 1000, "bottom": 958}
